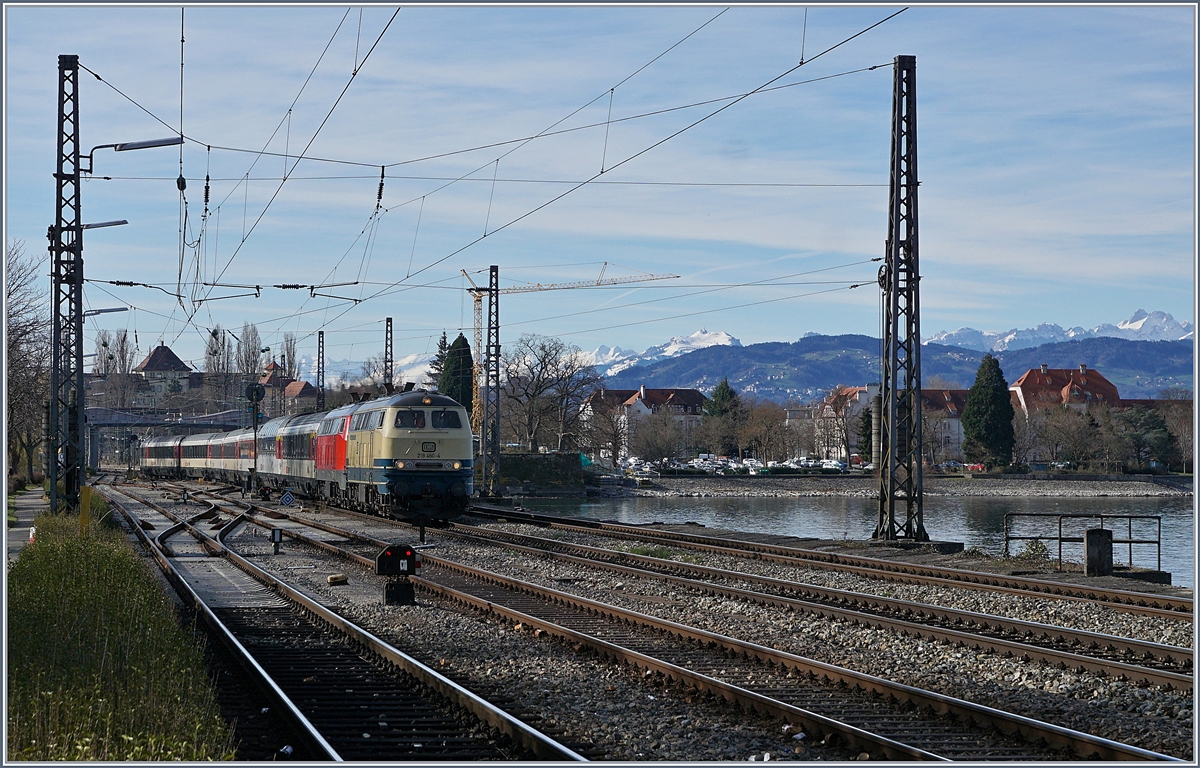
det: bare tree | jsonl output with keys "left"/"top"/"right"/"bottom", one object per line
{"left": 628, "top": 409, "right": 684, "bottom": 466}
{"left": 1011, "top": 410, "right": 1045, "bottom": 467}
{"left": 6, "top": 239, "right": 51, "bottom": 483}
{"left": 581, "top": 389, "right": 628, "bottom": 466}
{"left": 204, "top": 325, "right": 236, "bottom": 409}
{"left": 282, "top": 332, "right": 299, "bottom": 381}
{"left": 738, "top": 399, "right": 788, "bottom": 463}
{"left": 1157, "top": 388, "right": 1193, "bottom": 472}
{"left": 235, "top": 322, "right": 263, "bottom": 378}
{"left": 500, "top": 334, "right": 591, "bottom": 452}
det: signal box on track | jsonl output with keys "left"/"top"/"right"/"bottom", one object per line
{"left": 376, "top": 545, "right": 421, "bottom": 577}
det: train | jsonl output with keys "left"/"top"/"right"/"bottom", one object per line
{"left": 140, "top": 389, "right": 474, "bottom": 525}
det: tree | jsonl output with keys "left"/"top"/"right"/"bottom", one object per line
{"left": 738, "top": 400, "right": 788, "bottom": 463}
{"left": 581, "top": 390, "right": 628, "bottom": 465}
{"left": 6, "top": 239, "right": 51, "bottom": 483}
{"left": 1011, "top": 410, "right": 1045, "bottom": 468}
{"left": 820, "top": 384, "right": 857, "bottom": 462}
{"left": 500, "top": 334, "right": 600, "bottom": 452}
{"left": 1115, "top": 406, "right": 1176, "bottom": 471}
{"left": 700, "top": 378, "right": 743, "bottom": 457}
{"left": 1156, "top": 388, "right": 1192, "bottom": 473}
{"left": 628, "top": 409, "right": 683, "bottom": 466}
{"left": 204, "top": 326, "right": 236, "bottom": 410}
{"left": 961, "top": 354, "right": 1015, "bottom": 468}
{"left": 426, "top": 331, "right": 449, "bottom": 386}
{"left": 857, "top": 407, "right": 873, "bottom": 463}
{"left": 235, "top": 322, "right": 263, "bottom": 379}
{"left": 705, "top": 377, "right": 740, "bottom": 418}
{"left": 282, "top": 332, "right": 299, "bottom": 382}
{"left": 438, "top": 334, "right": 474, "bottom": 412}
{"left": 1040, "top": 406, "right": 1097, "bottom": 468}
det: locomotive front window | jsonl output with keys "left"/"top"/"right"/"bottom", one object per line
{"left": 395, "top": 410, "right": 426, "bottom": 429}
{"left": 431, "top": 410, "right": 461, "bottom": 429}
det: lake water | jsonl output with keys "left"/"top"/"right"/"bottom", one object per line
{"left": 518, "top": 495, "right": 1197, "bottom": 588}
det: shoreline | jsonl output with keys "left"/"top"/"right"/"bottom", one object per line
{"left": 595, "top": 475, "right": 1194, "bottom": 499}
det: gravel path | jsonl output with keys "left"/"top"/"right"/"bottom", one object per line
{"left": 219, "top": 517, "right": 1192, "bottom": 760}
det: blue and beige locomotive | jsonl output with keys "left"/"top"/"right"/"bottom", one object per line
{"left": 141, "top": 389, "right": 474, "bottom": 525}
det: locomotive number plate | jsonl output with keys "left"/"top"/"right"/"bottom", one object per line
{"left": 421, "top": 442, "right": 436, "bottom": 453}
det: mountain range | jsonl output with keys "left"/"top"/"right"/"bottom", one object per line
{"left": 924, "top": 309, "right": 1192, "bottom": 352}
{"left": 604, "top": 335, "right": 1193, "bottom": 402}
{"left": 289, "top": 309, "right": 1193, "bottom": 401}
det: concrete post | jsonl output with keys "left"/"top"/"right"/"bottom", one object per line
{"left": 1085, "top": 527, "right": 1113, "bottom": 577}
{"left": 870, "top": 394, "right": 882, "bottom": 471}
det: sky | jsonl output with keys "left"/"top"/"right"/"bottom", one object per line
{"left": 4, "top": 4, "right": 1196, "bottom": 374}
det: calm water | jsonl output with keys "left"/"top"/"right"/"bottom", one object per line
{"left": 519, "top": 495, "right": 1197, "bottom": 588}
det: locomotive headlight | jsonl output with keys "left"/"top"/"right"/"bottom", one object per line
{"left": 394, "top": 460, "right": 406, "bottom": 469}
{"left": 451, "top": 461, "right": 462, "bottom": 470}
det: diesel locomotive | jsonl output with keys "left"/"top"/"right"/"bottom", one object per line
{"left": 140, "top": 390, "right": 474, "bottom": 524}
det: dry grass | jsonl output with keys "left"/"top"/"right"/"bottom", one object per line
{"left": 7, "top": 513, "right": 236, "bottom": 760}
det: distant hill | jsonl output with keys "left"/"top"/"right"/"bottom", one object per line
{"left": 604, "top": 335, "right": 1192, "bottom": 402}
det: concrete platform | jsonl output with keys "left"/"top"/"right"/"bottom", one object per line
{"left": 7, "top": 489, "right": 49, "bottom": 564}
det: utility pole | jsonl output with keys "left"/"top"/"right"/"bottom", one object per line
{"left": 384, "top": 317, "right": 394, "bottom": 393}
{"left": 316, "top": 330, "right": 325, "bottom": 410}
{"left": 874, "top": 55, "right": 928, "bottom": 542}
{"left": 482, "top": 265, "right": 501, "bottom": 497}
{"left": 48, "top": 54, "right": 85, "bottom": 514}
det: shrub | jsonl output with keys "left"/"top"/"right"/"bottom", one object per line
{"left": 1017, "top": 539, "right": 1051, "bottom": 562}
{"left": 7, "top": 515, "right": 236, "bottom": 760}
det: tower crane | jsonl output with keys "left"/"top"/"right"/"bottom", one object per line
{"left": 461, "top": 263, "right": 678, "bottom": 437}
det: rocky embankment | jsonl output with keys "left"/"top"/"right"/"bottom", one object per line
{"left": 609, "top": 475, "right": 1192, "bottom": 499}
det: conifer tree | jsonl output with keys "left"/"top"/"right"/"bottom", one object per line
{"left": 961, "top": 354, "right": 1015, "bottom": 468}
{"left": 704, "top": 377, "right": 740, "bottom": 418}
{"left": 438, "top": 334, "right": 474, "bottom": 414}
{"left": 426, "top": 331, "right": 449, "bottom": 386}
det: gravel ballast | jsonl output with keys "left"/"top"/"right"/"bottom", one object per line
{"left": 214, "top": 509, "right": 1192, "bottom": 761}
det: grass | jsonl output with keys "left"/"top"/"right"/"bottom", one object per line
{"left": 6, "top": 511, "right": 236, "bottom": 761}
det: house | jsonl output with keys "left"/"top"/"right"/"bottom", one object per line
{"left": 131, "top": 345, "right": 194, "bottom": 405}
{"left": 919, "top": 389, "right": 969, "bottom": 464}
{"left": 1008, "top": 364, "right": 1121, "bottom": 417}
{"left": 283, "top": 380, "right": 319, "bottom": 414}
{"left": 812, "top": 384, "right": 878, "bottom": 461}
{"left": 580, "top": 385, "right": 707, "bottom": 463}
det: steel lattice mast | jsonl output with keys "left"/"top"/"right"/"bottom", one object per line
{"left": 481, "top": 266, "right": 501, "bottom": 497}
{"left": 316, "top": 330, "right": 326, "bottom": 411}
{"left": 48, "top": 54, "right": 85, "bottom": 514}
{"left": 384, "top": 317, "right": 394, "bottom": 392}
{"left": 874, "top": 55, "right": 928, "bottom": 542}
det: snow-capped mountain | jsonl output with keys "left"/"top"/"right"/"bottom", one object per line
{"left": 586, "top": 330, "right": 741, "bottom": 376}
{"left": 926, "top": 310, "right": 1193, "bottom": 353}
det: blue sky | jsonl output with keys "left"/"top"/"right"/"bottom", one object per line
{"left": 4, "top": 5, "right": 1195, "bottom": 372}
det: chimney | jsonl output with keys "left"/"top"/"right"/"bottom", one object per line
{"left": 1079, "top": 364, "right": 1087, "bottom": 373}
{"left": 1040, "top": 364, "right": 1048, "bottom": 374}
{"left": 639, "top": 384, "right": 646, "bottom": 399}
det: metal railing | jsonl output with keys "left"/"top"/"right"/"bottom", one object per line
{"left": 1003, "top": 513, "right": 1162, "bottom": 572}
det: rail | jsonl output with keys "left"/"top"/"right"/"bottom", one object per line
{"left": 1003, "top": 513, "right": 1162, "bottom": 572}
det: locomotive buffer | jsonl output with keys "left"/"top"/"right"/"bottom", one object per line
{"left": 377, "top": 544, "right": 422, "bottom": 605}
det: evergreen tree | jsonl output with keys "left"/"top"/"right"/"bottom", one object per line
{"left": 704, "top": 377, "right": 740, "bottom": 418}
{"left": 961, "top": 354, "right": 1015, "bottom": 468}
{"left": 438, "top": 334, "right": 474, "bottom": 414}
{"left": 426, "top": 331, "right": 449, "bottom": 386}
{"left": 857, "top": 407, "right": 873, "bottom": 460}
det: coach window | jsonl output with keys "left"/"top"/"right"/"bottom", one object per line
{"left": 431, "top": 410, "right": 461, "bottom": 429}
{"left": 395, "top": 410, "right": 426, "bottom": 429}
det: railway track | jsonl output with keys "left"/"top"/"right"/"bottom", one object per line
{"left": 99, "top": 484, "right": 585, "bottom": 762}
{"left": 467, "top": 504, "right": 1194, "bottom": 620}
{"left": 201, "top": 493, "right": 1181, "bottom": 761}
{"left": 186, "top": 488, "right": 1189, "bottom": 688}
